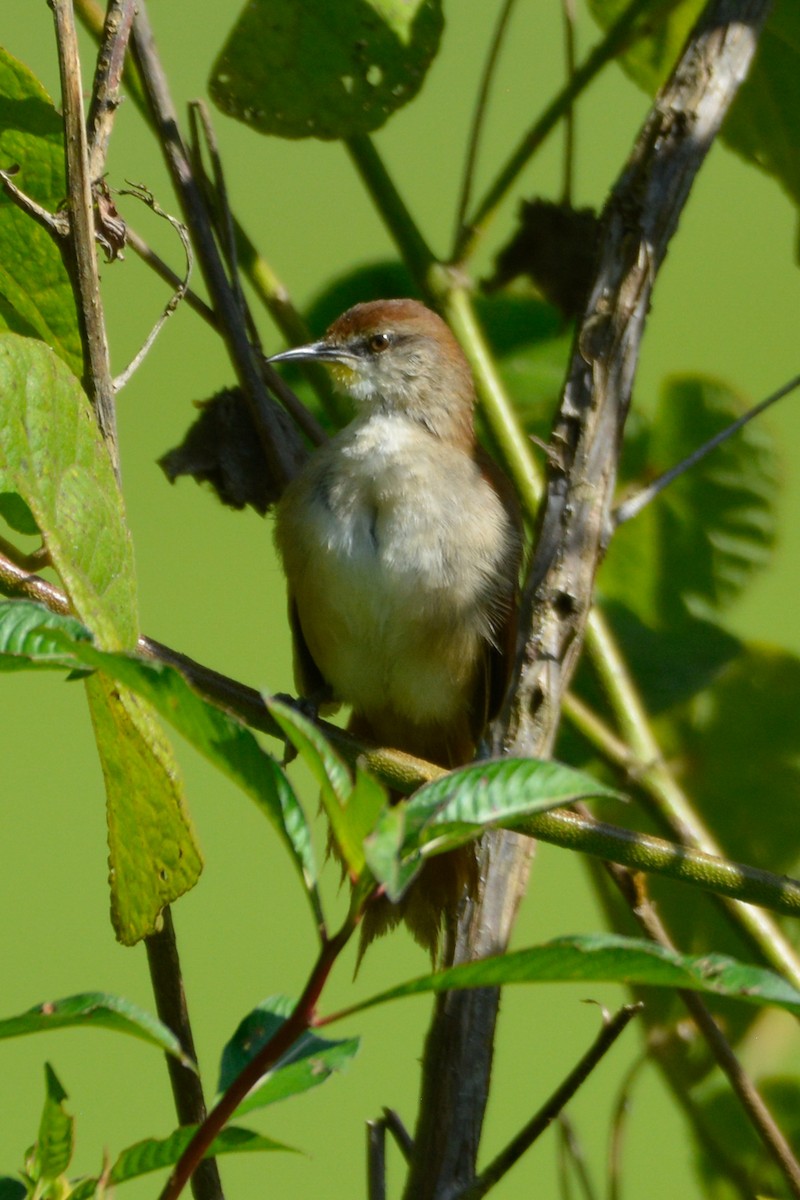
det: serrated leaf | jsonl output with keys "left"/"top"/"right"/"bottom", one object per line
{"left": 218, "top": 996, "right": 358, "bottom": 1115}
{"left": 0, "top": 601, "right": 319, "bottom": 913}
{"left": 266, "top": 698, "right": 366, "bottom": 875}
{"left": 587, "top": 0, "right": 800, "bottom": 209}
{"left": 343, "top": 933, "right": 800, "bottom": 1018}
{"left": 209, "top": 0, "right": 443, "bottom": 140}
{"left": 365, "top": 758, "right": 621, "bottom": 901}
{"left": 0, "top": 600, "right": 89, "bottom": 672}
{"left": 0, "top": 336, "right": 203, "bottom": 941}
{"left": 0, "top": 337, "right": 136, "bottom": 647}
{"left": 601, "top": 375, "right": 779, "bottom": 625}
{"left": 0, "top": 50, "right": 82, "bottom": 374}
{"left": 0, "top": 993, "right": 193, "bottom": 1066}
{"left": 85, "top": 674, "right": 203, "bottom": 944}
{"left": 92, "top": 1125, "right": 293, "bottom": 1192}
{"left": 33, "top": 1065, "right": 74, "bottom": 1183}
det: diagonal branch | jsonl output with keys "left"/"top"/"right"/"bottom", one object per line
{"left": 403, "top": 3, "right": 774, "bottom": 1197}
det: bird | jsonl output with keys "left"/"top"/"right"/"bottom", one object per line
{"left": 271, "top": 298, "right": 522, "bottom": 953}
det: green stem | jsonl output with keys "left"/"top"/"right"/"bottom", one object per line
{"left": 456, "top": 0, "right": 662, "bottom": 261}
{"left": 345, "top": 134, "right": 436, "bottom": 286}
{"left": 440, "top": 287, "right": 542, "bottom": 518}
{"left": 586, "top": 608, "right": 800, "bottom": 990}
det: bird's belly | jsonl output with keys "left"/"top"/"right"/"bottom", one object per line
{"left": 296, "top": 500, "right": 483, "bottom": 727}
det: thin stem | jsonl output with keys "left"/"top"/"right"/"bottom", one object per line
{"left": 561, "top": 0, "right": 577, "bottom": 206}
{"left": 145, "top": 908, "right": 224, "bottom": 1200}
{"left": 346, "top": 134, "right": 436, "bottom": 286}
{"left": 456, "top": 0, "right": 660, "bottom": 262}
{"left": 604, "top": 862, "right": 800, "bottom": 1199}
{"left": 367, "top": 1120, "right": 387, "bottom": 1200}
{"left": 587, "top": 608, "right": 800, "bottom": 991}
{"left": 158, "top": 914, "right": 358, "bottom": 1200}
{"left": 86, "top": 0, "right": 137, "bottom": 182}
{"left": 614, "top": 373, "right": 800, "bottom": 526}
{"left": 456, "top": 1004, "right": 642, "bottom": 1200}
{"left": 606, "top": 1053, "right": 647, "bottom": 1200}
{"left": 50, "top": 0, "right": 118, "bottom": 471}
{"left": 453, "top": 0, "right": 518, "bottom": 251}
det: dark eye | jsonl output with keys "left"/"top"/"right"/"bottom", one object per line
{"left": 368, "top": 331, "right": 391, "bottom": 353}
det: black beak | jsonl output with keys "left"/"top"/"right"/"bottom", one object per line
{"left": 268, "top": 340, "right": 358, "bottom": 366}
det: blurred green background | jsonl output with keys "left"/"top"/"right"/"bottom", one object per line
{"left": 2, "top": 2, "right": 799, "bottom": 1196}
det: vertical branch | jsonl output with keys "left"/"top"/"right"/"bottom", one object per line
{"left": 404, "top": 2, "right": 773, "bottom": 1196}
{"left": 146, "top": 909, "right": 225, "bottom": 1200}
{"left": 50, "top": 0, "right": 118, "bottom": 471}
{"left": 86, "top": 0, "right": 137, "bottom": 182}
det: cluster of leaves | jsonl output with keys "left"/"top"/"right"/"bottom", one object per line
{"left": 2, "top": 0, "right": 800, "bottom": 1197}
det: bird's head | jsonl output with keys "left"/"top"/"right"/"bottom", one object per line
{"left": 269, "top": 298, "right": 476, "bottom": 443}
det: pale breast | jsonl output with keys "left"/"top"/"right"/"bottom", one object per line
{"left": 275, "top": 415, "right": 516, "bottom": 727}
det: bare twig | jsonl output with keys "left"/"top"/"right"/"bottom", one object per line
{"left": 558, "top": 1115, "right": 598, "bottom": 1200}
{"left": 561, "top": 0, "right": 577, "bottom": 206}
{"left": 367, "top": 1120, "right": 387, "bottom": 1200}
{"left": 0, "top": 167, "right": 70, "bottom": 237}
{"left": 607, "top": 1050, "right": 647, "bottom": 1200}
{"left": 455, "top": 1004, "right": 642, "bottom": 1200}
{"left": 50, "top": 0, "right": 118, "bottom": 471}
{"left": 86, "top": 0, "right": 137, "bottom": 182}
{"left": 452, "top": 0, "right": 518, "bottom": 248}
{"left": 614, "top": 372, "right": 800, "bottom": 526}
{"left": 145, "top": 908, "right": 225, "bottom": 1200}
{"left": 111, "top": 182, "right": 192, "bottom": 391}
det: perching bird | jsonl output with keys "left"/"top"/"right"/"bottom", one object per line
{"left": 271, "top": 299, "right": 521, "bottom": 952}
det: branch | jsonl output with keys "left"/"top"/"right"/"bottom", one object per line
{"left": 403, "top": 3, "right": 773, "bottom": 1195}
{"left": 85, "top": 0, "right": 137, "bottom": 183}
{"left": 145, "top": 908, "right": 225, "bottom": 1200}
{"left": 3, "top": 551, "right": 800, "bottom": 921}
{"left": 50, "top": 0, "right": 118, "bottom": 470}
{"left": 456, "top": 1004, "right": 642, "bottom": 1200}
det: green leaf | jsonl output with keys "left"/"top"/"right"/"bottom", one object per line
{"left": 587, "top": 0, "right": 800, "bottom": 209}
{"left": 267, "top": 698, "right": 368, "bottom": 876}
{"left": 366, "top": 758, "right": 621, "bottom": 901}
{"left": 0, "top": 993, "right": 193, "bottom": 1067}
{"left": 601, "top": 375, "right": 779, "bottom": 625}
{"left": 32, "top": 1065, "right": 74, "bottom": 1184}
{"left": 0, "top": 601, "right": 319, "bottom": 914}
{"left": 84, "top": 674, "right": 204, "bottom": 945}
{"left": 0, "top": 50, "right": 82, "bottom": 374}
{"left": 0, "top": 336, "right": 137, "bottom": 647}
{"left": 209, "top": 0, "right": 444, "bottom": 140}
{"left": 0, "top": 600, "right": 89, "bottom": 671}
{"left": 66, "top": 1126, "right": 296, "bottom": 1195}
{"left": 343, "top": 933, "right": 800, "bottom": 1018}
{"left": 218, "top": 996, "right": 358, "bottom": 1115}
{"left": 0, "top": 336, "right": 203, "bottom": 941}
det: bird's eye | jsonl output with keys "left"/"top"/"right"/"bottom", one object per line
{"left": 368, "top": 331, "right": 391, "bottom": 353}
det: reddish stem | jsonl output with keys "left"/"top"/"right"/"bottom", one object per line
{"left": 158, "top": 922, "right": 354, "bottom": 1200}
